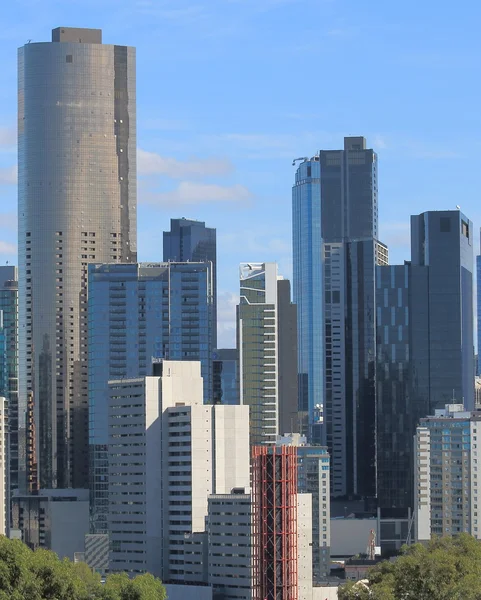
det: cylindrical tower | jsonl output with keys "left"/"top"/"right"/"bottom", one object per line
{"left": 18, "top": 27, "right": 137, "bottom": 490}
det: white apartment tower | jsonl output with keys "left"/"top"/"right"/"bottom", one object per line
{"left": 414, "top": 404, "right": 481, "bottom": 542}
{"left": 107, "top": 361, "right": 250, "bottom": 579}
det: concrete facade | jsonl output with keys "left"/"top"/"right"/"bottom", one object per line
{"left": 415, "top": 404, "right": 481, "bottom": 542}
{"left": 107, "top": 361, "right": 250, "bottom": 579}
{"left": 12, "top": 488, "right": 89, "bottom": 559}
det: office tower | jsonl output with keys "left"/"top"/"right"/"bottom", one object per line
{"left": 414, "top": 404, "right": 480, "bottom": 542}
{"left": 277, "top": 433, "right": 330, "bottom": 582}
{"left": 12, "top": 488, "right": 89, "bottom": 557}
{"left": 251, "top": 445, "right": 313, "bottom": 600}
{"left": 164, "top": 218, "right": 217, "bottom": 347}
{"left": 107, "top": 361, "right": 250, "bottom": 579}
{"left": 207, "top": 491, "right": 252, "bottom": 600}
{"left": 89, "top": 262, "right": 213, "bottom": 534}
{"left": 18, "top": 27, "right": 137, "bottom": 490}
{"left": 213, "top": 348, "right": 239, "bottom": 405}
{"left": 0, "top": 267, "right": 18, "bottom": 496}
{"left": 292, "top": 156, "right": 323, "bottom": 425}
{"left": 293, "top": 137, "right": 387, "bottom": 497}
{"left": 376, "top": 263, "right": 430, "bottom": 512}
{"left": 411, "top": 210, "right": 474, "bottom": 410}
{"left": 0, "top": 398, "right": 6, "bottom": 535}
{"left": 238, "top": 263, "right": 298, "bottom": 446}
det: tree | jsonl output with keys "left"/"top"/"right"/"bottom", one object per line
{"left": 339, "top": 534, "right": 481, "bottom": 600}
{"left": 0, "top": 536, "right": 166, "bottom": 600}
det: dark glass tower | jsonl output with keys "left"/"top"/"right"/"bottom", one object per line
{"left": 319, "top": 137, "right": 387, "bottom": 498}
{"left": 376, "top": 209, "right": 474, "bottom": 513}
{"left": 411, "top": 210, "right": 474, "bottom": 411}
{"left": 163, "top": 218, "right": 217, "bottom": 348}
{"left": 376, "top": 263, "right": 430, "bottom": 511}
{"left": 18, "top": 27, "right": 137, "bottom": 489}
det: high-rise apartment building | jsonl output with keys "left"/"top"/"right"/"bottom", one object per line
{"left": 107, "top": 361, "right": 250, "bottom": 579}
{"left": 411, "top": 210, "right": 474, "bottom": 411}
{"left": 237, "top": 263, "right": 298, "bottom": 446}
{"left": 277, "top": 434, "right": 330, "bottom": 582}
{"left": 164, "top": 218, "right": 217, "bottom": 347}
{"left": 88, "top": 262, "right": 214, "bottom": 533}
{"left": 0, "top": 267, "right": 19, "bottom": 496}
{"left": 206, "top": 491, "right": 252, "bottom": 600}
{"left": 414, "top": 404, "right": 480, "bottom": 542}
{"left": 18, "top": 27, "right": 137, "bottom": 489}
{"left": 0, "top": 397, "right": 7, "bottom": 536}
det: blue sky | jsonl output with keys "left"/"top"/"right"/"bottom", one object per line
{"left": 0, "top": 0, "right": 480, "bottom": 346}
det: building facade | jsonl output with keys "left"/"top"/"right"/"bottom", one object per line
{"left": 18, "top": 27, "right": 137, "bottom": 489}
{"left": 88, "top": 262, "right": 214, "bottom": 533}
{"left": 292, "top": 156, "right": 323, "bottom": 425}
{"left": 0, "top": 267, "right": 19, "bottom": 496}
{"left": 277, "top": 434, "right": 330, "bottom": 582}
{"left": 414, "top": 405, "right": 480, "bottom": 542}
{"left": 411, "top": 210, "right": 474, "bottom": 411}
{"left": 375, "top": 263, "right": 430, "bottom": 512}
{"left": 12, "top": 488, "right": 89, "bottom": 558}
{"left": 107, "top": 361, "right": 250, "bottom": 579}
{"left": 163, "top": 218, "right": 217, "bottom": 348}
{"left": 207, "top": 491, "right": 252, "bottom": 600}
{"left": 213, "top": 349, "right": 239, "bottom": 405}
{"left": 237, "top": 263, "right": 298, "bottom": 445}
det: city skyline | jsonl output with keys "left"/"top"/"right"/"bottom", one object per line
{"left": 0, "top": 3, "right": 480, "bottom": 347}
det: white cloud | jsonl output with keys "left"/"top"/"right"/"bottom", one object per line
{"left": 140, "top": 181, "right": 252, "bottom": 207}
{"left": 217, "top": 290, "right": 239, "bottom": 348}
{"left": 138, "top": 149, "right": 233, "bottom": 178}
{"left": 0, "top": 166, "right": 17, "bottom": 185}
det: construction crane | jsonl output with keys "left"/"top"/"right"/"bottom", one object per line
{"left": 366, "top": 529, "right": 376, "bottom": 560}
{"left": 292, "top": 157, "right": 308, "bottom": 166}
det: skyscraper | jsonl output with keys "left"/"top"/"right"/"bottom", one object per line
{"left": 292, "top": 157, "right": 323, "bottom": 425}
{"left": 293, "top": 138, "right": 387, "bottom": 498}
{"left": 320, "top": 137, "right": 387, "bottom": 498}
{"left": 88, "top": 262, "right": 214, "bottom": 533}
{"left": 163, "top": 218, "right": 217, "bottom": 347}
{"left": 18, "top": 27, "right": 137, "bottom": 489}
{"left": 411, "top": 210, "right": 474, "bottom": 410}
{"left": 237, "top": 263, "right": 298, "bottom": 446}
{"left": 0, "top": 267, "right": 19, "bottom": 495}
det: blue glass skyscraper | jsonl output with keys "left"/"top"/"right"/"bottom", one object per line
{"left": 88, "top": 261, "right": 214, "bottom": 533}
{"left": 292, "top": 157, "right": 323, "bottom": 432}
{"left": 477, "top": 230, "right": 481, "bottom": 377}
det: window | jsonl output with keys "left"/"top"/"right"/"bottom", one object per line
{"left": 440, "top": 217, "right": 451, "bottom": 232}
{"left": 66, "top": 55, "right": 73, "bottom": 63}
